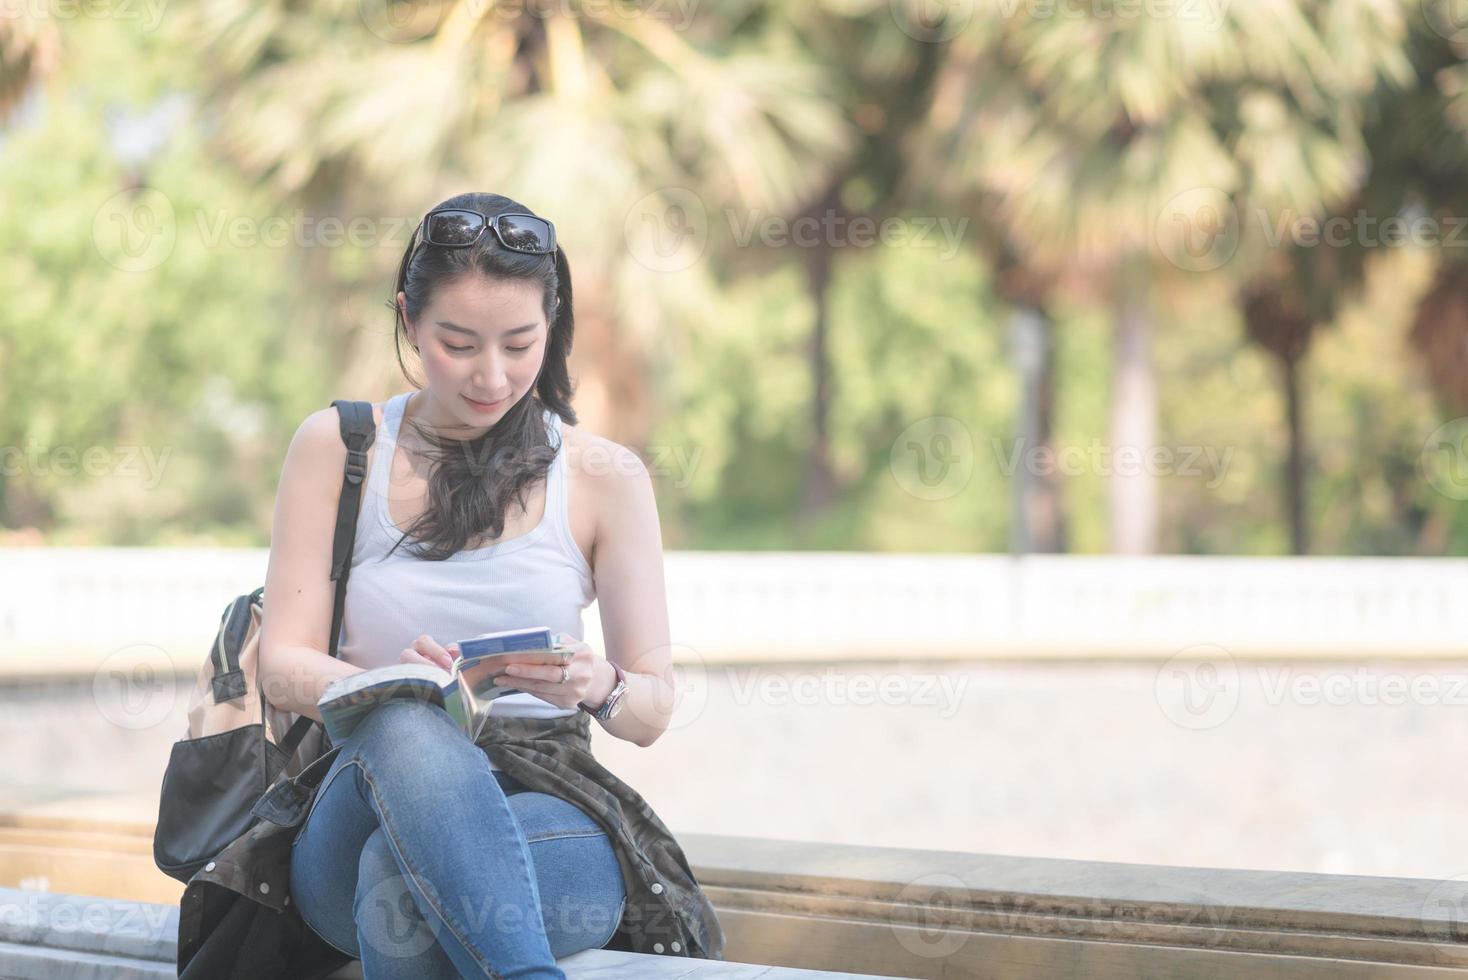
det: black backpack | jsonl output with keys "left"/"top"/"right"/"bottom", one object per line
{"left": 153, "top": 400, "right": 375, "bottom": 883}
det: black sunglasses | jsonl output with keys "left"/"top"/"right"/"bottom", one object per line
{"left": 412, "top": 208, "right": 557, "bottom": 257}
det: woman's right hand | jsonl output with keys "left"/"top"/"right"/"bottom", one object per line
{"left": 399, "top": 634, "right": 458, "bottom": 671}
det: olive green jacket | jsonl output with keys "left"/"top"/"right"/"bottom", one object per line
{"left": 176, "top": 710, "right": 725, "bottom": 978}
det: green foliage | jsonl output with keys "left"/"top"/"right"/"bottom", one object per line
{"left": 0, "top": 17, "right": 334, "bottom": 545}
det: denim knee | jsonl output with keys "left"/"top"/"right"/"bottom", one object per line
{"left": 345, "top": 699, "right": 488, "bottom": 781}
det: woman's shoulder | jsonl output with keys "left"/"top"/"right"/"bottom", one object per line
{"left": 557, "top": 419, "right": 650, "bottom": 486}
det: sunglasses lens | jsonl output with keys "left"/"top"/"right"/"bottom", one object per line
{"left": 425, "top": 210, "right": 484, "bottom": 246}
{"left": 496, "top": 214, "right": 555, "bottom": 253}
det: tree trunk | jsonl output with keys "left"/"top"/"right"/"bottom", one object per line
{"left": 1010, "top": 307, "right": 1066, "bottom": 553}
{"left": 1282, "top": 355, "right": 1308, "bottom": 555}
{"left": 1109, "top": 258, "right": 1157, "bottom": 554}
{"left": 797, "top": 202, "right": 839, "bottom": 521}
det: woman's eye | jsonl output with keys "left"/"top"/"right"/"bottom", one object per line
{"left": 507, "top": 345, "right": 532, "bottom": 353}
{"left": 445, "top": 344, "right": 473, "bottom": 353}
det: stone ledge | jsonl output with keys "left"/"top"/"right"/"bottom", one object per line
{"left": 0, "top": 886, "right": 907, "bottom": 979}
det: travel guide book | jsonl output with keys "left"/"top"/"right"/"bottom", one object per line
{"left": 317, "top": 627, "right": 573, "bottom": 745}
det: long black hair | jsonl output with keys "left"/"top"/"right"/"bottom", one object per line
{"left": 383, "top": 191, "right": 577, "bottom": 561}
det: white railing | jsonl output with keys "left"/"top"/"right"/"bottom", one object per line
{"left": 1, "top": 549, "right": 1466, "bottom": 674}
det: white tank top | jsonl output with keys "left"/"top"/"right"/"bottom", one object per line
{"left": 336, "top": 391, "right": 595, "bottom": 742}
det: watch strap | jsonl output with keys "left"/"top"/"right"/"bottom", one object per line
{"left": 580, "top": 660, "right": 626, "bottom": 718}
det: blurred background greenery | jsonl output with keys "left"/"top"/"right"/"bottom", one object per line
{"left": 3, "top": 0, "right": 1468, "bottom": 556}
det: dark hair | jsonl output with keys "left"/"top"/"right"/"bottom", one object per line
{"left": 383, "top": 192, "right": 577, "bottom": 561}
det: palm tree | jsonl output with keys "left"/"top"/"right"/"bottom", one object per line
{"left": 1373, "top": 6, "right": 1468, "bottom": 416}
{"left": 908, "top": 1, "right": 1413, "bottom": 553}
{"left": 174, "top": 2, "right": 852, "bottom": 449}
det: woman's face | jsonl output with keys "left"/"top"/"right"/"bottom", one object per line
{"left": 399, "top": 274, "right": 550, "bottom": 439}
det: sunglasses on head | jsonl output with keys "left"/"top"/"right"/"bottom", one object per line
{"left": 412, "top": 208, "right": 557, "bottom": 257}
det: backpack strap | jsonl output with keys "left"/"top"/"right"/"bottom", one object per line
{"left": 280, "top": 399, "right": 376, "bottom": 758}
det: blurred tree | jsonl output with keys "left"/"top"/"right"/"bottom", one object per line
{"left": 906, "top": 0, "right": 1413, "bottom": 554}
{"left": 171, "top": 0, "right": 852, "bottom": 451}
{"left": 0, "top": 5, "right": 58, "bottom": 127}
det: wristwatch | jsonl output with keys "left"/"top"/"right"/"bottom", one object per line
{"left": 579, "top": 661, "right": 628, "bottom": 721}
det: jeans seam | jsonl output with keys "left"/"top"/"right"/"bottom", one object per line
{"left": 599, "top": 894, "right": 626, "bottom": 949}
{"left": 356, "top": 758, "right": 511, "bottom": 980}
{"left": 291, "top": 752, "right": 355, "bottom": 849}
{"left": 524, "top": 829, "right": 605, "bottom": 844}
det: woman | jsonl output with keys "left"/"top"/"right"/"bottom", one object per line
{"left": 257, "top": 192, "right": 722, "bottom": 979}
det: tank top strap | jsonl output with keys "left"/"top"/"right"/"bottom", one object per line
{"left": 543, "top": 406, "right": 567, "bottom": 510}
{"left": 540, "top": 407, "right": 591, "bottom": 579}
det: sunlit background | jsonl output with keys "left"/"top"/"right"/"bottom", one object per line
{"left": 4, "top": 0, "right": 1468, "bottom": 894}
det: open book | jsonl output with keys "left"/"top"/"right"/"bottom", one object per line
{"left": 317, "top": 627, "right": 574, "bottom": 745}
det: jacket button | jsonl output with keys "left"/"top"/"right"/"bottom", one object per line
{"left": 204, "top": 862, "right": 216, "bottom": 872}
{"left": 653, "top": 943, "right": 664, "bottom": 953}
{"left": 259, "top": 882, "right": 270, "bottom": 894}
{"left": 671, "top": 941, "right": 681, "bottom": 952}
{"left": 650, "top": 882, "right": 663, "bottom": 895}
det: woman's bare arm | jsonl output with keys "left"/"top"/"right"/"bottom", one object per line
{"left": 258, "top": 408, "right": 368, "bottom": 724}
{"left": 584, "top": 444, "right": 676, "bottom": 748}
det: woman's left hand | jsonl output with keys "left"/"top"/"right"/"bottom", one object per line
{"left": 494, "top": 632, "right": 602, "bottom": 711}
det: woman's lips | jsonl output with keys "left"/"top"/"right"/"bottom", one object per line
{"left": 463, "top": 394, "right": 507, "bottom": 412}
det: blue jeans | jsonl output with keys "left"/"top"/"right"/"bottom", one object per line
{"left": 288, "top": 698, "right": 626, "bottom": 979}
